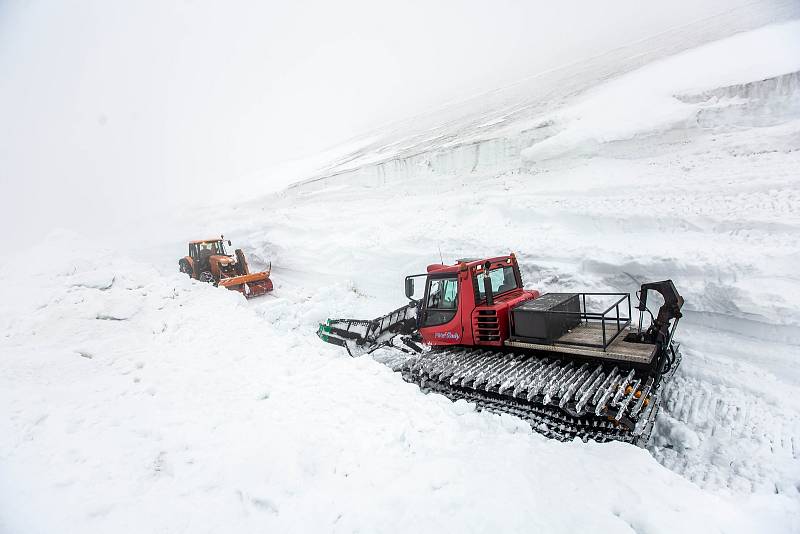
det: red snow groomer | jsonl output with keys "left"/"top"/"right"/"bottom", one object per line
{"left": 318, "top": 254, "right": 683, "bottom": 446}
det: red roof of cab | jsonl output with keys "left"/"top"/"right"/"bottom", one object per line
{"left": 426, "top": 255, "right": 514, "bottom": 274}
{"left": 426, "top": 264, "right": 455, "bottom": 273}
{"left": 189, "top": 238, "right": 223, "bottom": 244}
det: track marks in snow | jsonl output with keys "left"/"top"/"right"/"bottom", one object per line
{"left": 654, "top": 373, "right": 800, "bottom": 495}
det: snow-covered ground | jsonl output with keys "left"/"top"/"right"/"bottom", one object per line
{"left": 3, "top": 17, "right": 800, "bottom": 534}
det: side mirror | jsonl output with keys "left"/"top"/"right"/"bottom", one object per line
{"left": 227, "top": 240, "right": 232, "bottom": 246}
{"left": 405, "top": 278, "right": 414, "bottom": 299}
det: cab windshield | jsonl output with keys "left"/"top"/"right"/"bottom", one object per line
{"left": 476, "top": 266, "right": 518, "bottom": 301}
{"left": 197, "top": 241, "right": 227, "bottom": 256}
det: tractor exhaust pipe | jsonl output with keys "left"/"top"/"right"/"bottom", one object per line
{"left": 483, "top": 261, "right": 494, "bottom": 306}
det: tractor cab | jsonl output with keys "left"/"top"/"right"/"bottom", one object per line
{"left": 189, "top": 238, "right": 236, "bottom": 272}
{"left": 189, "top": 238, "right": 230, "bottom": 259}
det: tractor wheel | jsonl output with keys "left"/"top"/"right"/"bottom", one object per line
{"left": 179, "top": 260, "right": 193, "bottom": 277}
{"left": 200, "top": 271, "right": 214, "bottom": 284}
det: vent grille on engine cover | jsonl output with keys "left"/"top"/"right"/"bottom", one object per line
{"left": 474, "top": 309, "right": 500, "bottom": 342}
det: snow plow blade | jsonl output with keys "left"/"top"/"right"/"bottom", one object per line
{"left": 317, "top": 303, "right": 418, "bottom": 356}
{"left": 218, "top": 272, "right": 273, "bottom": 299}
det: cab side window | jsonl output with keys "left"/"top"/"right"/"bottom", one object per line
{"left": 427, "top": 278, "right": 458, "bottom": 309}
{"left": 476, "top": 266, "right": 518, "bottom": 301}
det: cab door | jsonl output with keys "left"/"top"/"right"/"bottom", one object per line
{"left": 421, "top": 276, "right": 463, "bottom": 344}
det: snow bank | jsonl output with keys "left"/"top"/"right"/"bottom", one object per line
{"left": 521, "top": 20, "right": 800, "bottom": 162}
{"left": 2, "top": 233, "right": 799, "bottom": 533}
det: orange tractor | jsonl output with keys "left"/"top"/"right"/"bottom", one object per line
{"left": 179, "top": 236, "right": 273, "bottom": 298}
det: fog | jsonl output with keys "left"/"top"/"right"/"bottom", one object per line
{"left": 0, "top": 0, "right": 784, "bottom": 243}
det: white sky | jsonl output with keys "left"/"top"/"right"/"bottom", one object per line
{"left": 0, "top": 0, "right": 791, "bottom": 242}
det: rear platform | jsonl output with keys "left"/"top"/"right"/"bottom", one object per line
{"left": 507, "top": 291, "right": 656, "bottom": 366}
{"left": 507, "top": 324, "right": 656, "bottom": 365}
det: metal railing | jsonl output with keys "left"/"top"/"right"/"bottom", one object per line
{"left": 546, "top": 292, "right": 632, "bottom": 350}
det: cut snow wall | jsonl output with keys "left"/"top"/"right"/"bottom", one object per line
{"left": 291, "top": 2, "right": 800, "bottom": 193}
{"left": 294, "top": 122, "right": 555, "bottom": 191}
{"left": 686, "top": 71, "right": 800, "bottom": 128}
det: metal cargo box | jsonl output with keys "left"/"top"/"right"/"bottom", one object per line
{"left": 511, "top": 293, "right": 581, "bottom": 343}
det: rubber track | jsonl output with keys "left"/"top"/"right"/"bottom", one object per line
{"left": 400, "top": 346, "right": 681, "bottom": 446}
